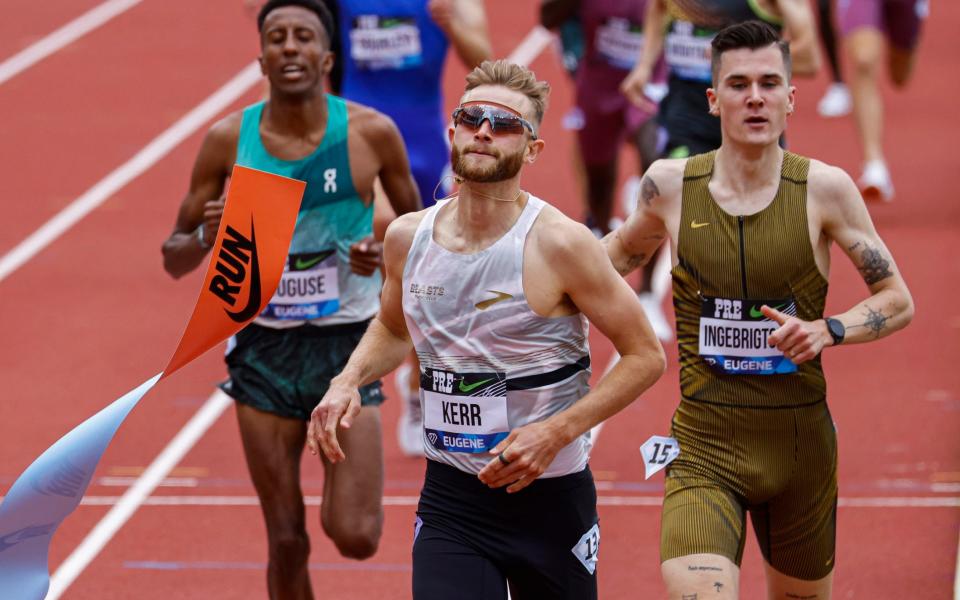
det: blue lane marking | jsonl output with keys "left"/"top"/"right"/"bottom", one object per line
{"left": 124, "top": 561, "right": 411, "bottom": 572}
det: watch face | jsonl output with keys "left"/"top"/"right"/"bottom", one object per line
{"left": 827, "top": 318, "right": 844, "bottom": 341}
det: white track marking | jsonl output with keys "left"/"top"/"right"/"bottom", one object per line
{"left": 0, "top": 61, "right": 262, "bottom": 284}
{"left": 46, "top": 391, "right": 232, "bottom": 600}
{"left": 0, "top": 0, "right": 142, "bottom": 87}
{"left": 506, "top": 26, "right": 553, "bottom": 67}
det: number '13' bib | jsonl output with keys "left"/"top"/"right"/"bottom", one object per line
{"left": 699, "top": 295, "right": 798, "bottom": 375}
{"left": 421, "top": 367, "right": 509, "bottom": 454}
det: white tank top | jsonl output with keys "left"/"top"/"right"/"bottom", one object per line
{"left": 402, "top": 195, "right": 593, "bottom": 477}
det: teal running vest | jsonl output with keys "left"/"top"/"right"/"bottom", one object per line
{"left": 236, "top": 95, "right": 379, "bottom": 327}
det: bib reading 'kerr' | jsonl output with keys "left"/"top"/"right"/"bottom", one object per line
{"left": 402, "top": 196, "right": 593, "bottom": 476}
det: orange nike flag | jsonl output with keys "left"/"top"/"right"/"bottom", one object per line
{"left": 163, "top": 165, "right": 305, "bottom": 377}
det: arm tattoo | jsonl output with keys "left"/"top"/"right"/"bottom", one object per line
{"left": 858, "top": 306, "right": 889, "bottom": 338}
{"left": 618, "top": 253, "right": 647, "bottom": 275}
{"left": 848, "top": 305, "right": 888, "bottom": 338}
{"left": 640, "top": 175, "right": 660, "bottom": 206}
{"left": 687, "top": 565, "right": 723, "bottom": 572}
{"left": 681, "top": 595, "right": 698, "bottom": 600}
{"left": 856, "top": 243, "right": 893, "bottom": 285}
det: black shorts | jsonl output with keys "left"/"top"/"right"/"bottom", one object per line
{"left": 221, "top": 321, "right": 383, "bottom": 421}
{"left": 413, "top": 460, "right": 599, "bottom": 600}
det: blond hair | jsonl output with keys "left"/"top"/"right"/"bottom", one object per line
{"left": 463, "top": 60, "right": 551, "bottom": 125}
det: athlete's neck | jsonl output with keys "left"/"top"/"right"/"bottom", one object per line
{"left": 714, "top": 143, "right": 783, "bottom": 194}
{"left": 264, "top": 89, "right": 328, "bottom": 137}
{"left": 447, "top": 179, "right": 527, "bottom": 247}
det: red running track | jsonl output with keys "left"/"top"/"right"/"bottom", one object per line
{"left": 0, "top": 0, "right": 957, "bottom": 598}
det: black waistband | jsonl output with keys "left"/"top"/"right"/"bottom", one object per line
{"left": 506, "top": 355, "right": 591, "bottom": 391}
{"left": 248, "top": 319, "right": 371, "bottom": 337}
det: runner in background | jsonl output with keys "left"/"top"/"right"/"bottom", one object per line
{"left": 332, "top": 0, "right": 492, "bottom": 457}
{"left": 163, "top": 2, "right": 421, "bottom": 596}
{"left": 542, "top": 0, "right": 673, "bottom": 341}
{"left": 815, "top": 0, "right": 852, "bottom": 117}
{"left": 838, "top": 0, "right": 928, "bottom": 202}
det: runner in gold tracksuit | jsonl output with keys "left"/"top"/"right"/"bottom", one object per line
{"left": 604, "top": 20, "right": 913, "bottom": 600}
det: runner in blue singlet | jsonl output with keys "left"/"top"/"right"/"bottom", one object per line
{"left": 336, "top": 0, "right": 492, "bottom": 456}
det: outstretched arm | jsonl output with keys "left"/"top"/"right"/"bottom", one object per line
{"left": 308, "top": 213, "right": 423, "bottom": 462}
{"left": 765, "top": 163, "right": 913, "bottom": 362}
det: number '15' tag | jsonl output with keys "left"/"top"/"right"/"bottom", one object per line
{"left": 639, "top": 435, "right": 680, "bottom": 479}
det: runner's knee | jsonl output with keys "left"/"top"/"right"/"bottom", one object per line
{"left": 847, "top": 34, "right": 884, "bottom": 78}
{"left": 268, "top": 529, "right": 311, "bottom": 566}
{"left": 661, "top": 554, "right": 739, "bottom": 600}
{"left": 324, "top": 513, "right": 382, "bottom": 560}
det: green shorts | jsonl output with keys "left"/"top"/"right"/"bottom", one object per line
{"left": 660, "top": 398, "right": 838, "bottom": 580}
{"left": 221, "top": 320, "right": 384, "bottom": 421}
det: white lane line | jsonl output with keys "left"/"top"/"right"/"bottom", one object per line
{"left": 0, "top": 0, "right": 142, "bottom": 87}
{"left": 0, "top": 61, "right": 262, "bottom": 284}
{"left": 506, "top": 26, "right": 554, "bottom": 67}
{"left": 31, "top": 494, "right": 959, "bottom": 509}
{"left": 46, "top": 390, "right": 233, "bottom": 600}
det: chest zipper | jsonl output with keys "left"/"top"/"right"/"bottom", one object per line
{"left": 737, "top": 216, "right": 749, "bottom": 298}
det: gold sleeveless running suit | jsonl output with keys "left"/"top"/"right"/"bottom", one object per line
{"left": 660, "top": 151, "right": 838, "bottom": 580}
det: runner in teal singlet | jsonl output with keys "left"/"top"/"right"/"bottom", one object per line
{"left": 161, "top": 1, "right": 421, "bottom": 597}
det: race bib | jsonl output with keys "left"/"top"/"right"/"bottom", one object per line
{"left": 639, "top": 435, "right": 680, "bottom": 479}
{"left": 571, "top": 523, "right": 600, "bottom": 575}
{"left": 595, "top": 17, "right": 644, "bottom": 70}
{"left": 421, "top": 367, "right": 508, "bottom": 454}
{"left": 698, "top": 295, "right": 797, "bottom": 375}
{"left": 350, "top": 15, "right": 423, "bottom": 71}
{"left": 260, "top": 250, "right": 339, "bottom": 320}
{"left": 664, "top": 21, "right": 714, "bottom": 82}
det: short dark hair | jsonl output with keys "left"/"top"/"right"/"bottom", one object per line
{"left": 257, "top": 0, "right": 335, "bottom": 47}
{"left": 710, "top": 20, "right": 791, "bottom": 85}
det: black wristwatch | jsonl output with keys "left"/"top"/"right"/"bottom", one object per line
{"left": 824, "top": 317, "right": 845, "bottom": 346}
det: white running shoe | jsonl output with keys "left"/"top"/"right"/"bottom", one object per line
{"left": 638, "top": 292, "right": 673, "bottom": 342}
{"left": 394, "top": 363, "right": 425, "bottom": 457}
{"left": 858, "top": 160, "right": 895, "bottom": 202}
{"left": 817, "top": 83, "right": 852, "bottom": 118}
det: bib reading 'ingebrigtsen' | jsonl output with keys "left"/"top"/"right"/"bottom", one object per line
{"left": 402, "top": 196, "right": 593, "bottom": 477}
{"left": 672, "top": 151, "right": 829, "bottom": 408}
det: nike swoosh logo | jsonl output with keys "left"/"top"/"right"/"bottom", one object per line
{"left": 749, "top": 303, "right": 788, "bottom": 318}
{"left": 690, "top": 220, "right": 710, "bottom": 229}
{"left": 474, "top": 290, "right": 513, "bottom": 310}
{"left": 294, "top": 255, "right": 326, "bottom": 270}
{"left": 226, "top": 218, "right": 262, "bottom": 323}
{"left": 459, "top": 377, "right": 493, "bottom": 393}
